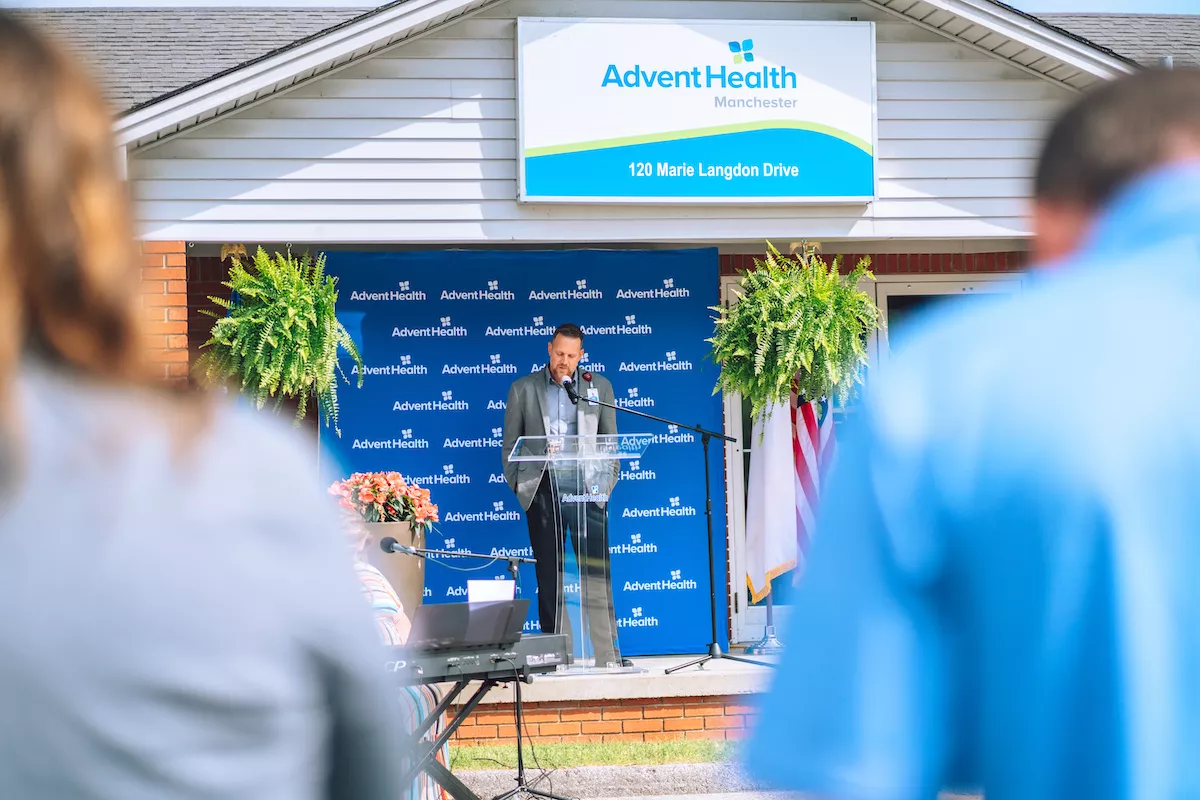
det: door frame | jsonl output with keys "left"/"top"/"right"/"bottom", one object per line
{"left": 719, "top": 275, "right": 752, "bottom": 643}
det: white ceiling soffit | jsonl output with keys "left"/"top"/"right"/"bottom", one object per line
{"left": 115, "top": 0, "right": 504, "bottom": 148}
{"left": 860, "top": 0, "right": 1136, "bottom": 89}
{"left": 117, "top": 0, "right": 1138, "bottom": 148}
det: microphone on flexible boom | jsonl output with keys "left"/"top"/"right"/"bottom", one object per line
{"left": 379, "top": 536, "right": 416, "bottom": 556}
{"left": 560, "top": 375, "right": 580, "bottom": 405}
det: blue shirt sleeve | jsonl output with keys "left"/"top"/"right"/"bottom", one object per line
{"left": 744, "top": 405, "right": 966, "bottom": 800}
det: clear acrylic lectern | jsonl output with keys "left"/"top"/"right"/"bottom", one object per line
{"left": 510, "top": 433, "right": 650, "bottom": 673}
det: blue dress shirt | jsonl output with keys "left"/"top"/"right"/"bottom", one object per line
{"left": 746, "top": 162, "right": 1200, "bottom": 800}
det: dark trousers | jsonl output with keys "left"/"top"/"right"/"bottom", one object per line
{"left": 525, "top": 473, "right": 619, "bottom": 664}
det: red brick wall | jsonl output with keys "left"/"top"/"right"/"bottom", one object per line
{"left": 140, "top": 241, "right": 189, "bottom": 382}
{"left": 451, "top": 695, "right": 755, "bottom": 745}
{"left": 719, "top": 251, "right": 1027, "bottom": 276}
{"left": 187, "top": 255, "right": 232, "bottom": 365}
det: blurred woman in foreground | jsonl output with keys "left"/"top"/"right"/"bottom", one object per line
{"left": 0, "top": 13, "right": 402, "bottom": 799}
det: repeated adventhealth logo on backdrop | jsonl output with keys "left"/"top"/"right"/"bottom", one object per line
{"left": 517, "top": 18, "right": 877, "bottom": 202}
{"left": 324, "top": 250, "right": 726, "bottom": 655}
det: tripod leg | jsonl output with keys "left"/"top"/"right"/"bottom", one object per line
{"left": 664, "top": 654, "right": 714, "bottom": 675}
{"left": 523, "top": 788, "right": 578, "bottom": 800}
{"left": 716, "top": 653, "right": 776, "bottom": 668}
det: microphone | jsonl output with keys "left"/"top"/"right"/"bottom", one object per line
{"left": 561, "top": 375, "right": 580, "bottom": 405}
{"left": 379, "top": 536, "right": 415, "bottom": 556}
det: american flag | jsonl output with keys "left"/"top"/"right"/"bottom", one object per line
{"left": 745, "top": 395, "right": 837, "bottom": 603}
{"left": 791, "top": 398, "right": 837, "bottom": 561}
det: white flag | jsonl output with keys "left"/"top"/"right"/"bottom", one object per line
{"left": 745, "top": 400, "right": 799, "bottom": 603}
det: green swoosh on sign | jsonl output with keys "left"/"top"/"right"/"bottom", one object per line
{"left": 524, "top": 120, "right": 873, "bottom": 158}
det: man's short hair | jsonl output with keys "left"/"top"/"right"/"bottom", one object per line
{"left": 1036, "top": 68, "right": 1200, "bottom": 209}
{"left": 552, "top": 323, "right": 584, "bottom": 344}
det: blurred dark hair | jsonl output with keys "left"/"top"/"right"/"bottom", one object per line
{"left": 552, "top": 323, "right": 584, "bottom": 344}
{"left": 0, "top": 13, "right": 153, "bottom": 393}
{"left": 1036, "top": 68, "right": 1200, "bottom": 208}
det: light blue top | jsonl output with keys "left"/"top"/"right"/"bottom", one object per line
{"left": 545, "top": 366, "right": 578, "bottom": 437}
{"left": 745, "top": 162, "right": 1200, "bottom": 800}
{"left": 0, "top": 364, "right": 403, "bottom": 800}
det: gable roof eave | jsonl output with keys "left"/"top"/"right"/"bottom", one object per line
{"left": 114, "top": 0, "right": 502, "bottom": 147}
{"left": 861, "top": 0, "right": 1137, "bottom": 86}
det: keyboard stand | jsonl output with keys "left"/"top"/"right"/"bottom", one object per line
{"left": 390, "top": 634, "right": 570, "bottom": 800}
{"left": 401, "top": 676, "right": 499, "bottom": 800}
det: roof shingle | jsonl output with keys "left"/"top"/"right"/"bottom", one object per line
{"left": 12, "top": 8, "right": 370, "bottom": 112}
{"left": 1039, "top": 13, "right": 1200, "bottom": 70}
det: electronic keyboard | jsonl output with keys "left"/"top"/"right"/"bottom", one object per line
{"left": 385, "top": 633, "right": 569, "bottom": 685}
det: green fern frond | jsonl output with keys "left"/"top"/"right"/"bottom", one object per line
{"left": 192, "top": 246, "right": 364, "bottom": 434}
{"left": 708, "top": 240, "right": 883, "bottom": 423}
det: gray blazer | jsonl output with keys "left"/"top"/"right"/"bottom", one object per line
{"left": 501, "top": 368, "right": 619, "bottom": 510}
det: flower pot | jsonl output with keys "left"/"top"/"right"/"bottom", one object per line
{"left": 364, "top": 521, "right": 426, "bottom": 618}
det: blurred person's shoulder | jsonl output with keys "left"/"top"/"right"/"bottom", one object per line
{"left": 17, "top": 361, "right": 337, "bottom": 543}
{"left": 874, "top": 244, "right": 1182, "bottom": 403}
{"left": 864, "top": 239, "right": 1195, "bottom": 472}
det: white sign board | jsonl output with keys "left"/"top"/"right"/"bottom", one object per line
{"left": 517, "top": 18, "right": 877, "bottom": 204}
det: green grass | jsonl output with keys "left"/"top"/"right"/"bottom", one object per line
{"left": 449, "top": 739, "right": 736, "bottom": 771}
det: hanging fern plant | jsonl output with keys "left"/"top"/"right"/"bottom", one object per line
{"left": 194, "top": 246, "right": 363, "bottom": 435}
{"left": 708, "top": 242, "right": 882, "bottom": 422}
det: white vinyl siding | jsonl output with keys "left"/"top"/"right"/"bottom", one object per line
{"left": 129, "top": 0, "right": 1072, "bottom": 243}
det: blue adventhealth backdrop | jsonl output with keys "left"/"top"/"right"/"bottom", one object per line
{"left": 322, "top": 249, "right": 726, "bottom": 655}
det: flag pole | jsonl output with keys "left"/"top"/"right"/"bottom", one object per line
{"left": 746, "top": 585, "right": 785, "bottom": 655}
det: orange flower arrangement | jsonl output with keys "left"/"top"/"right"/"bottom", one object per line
{"left": 328, "top": 471, "right": 439, "bottom": 531}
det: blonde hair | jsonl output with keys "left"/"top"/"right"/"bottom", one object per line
{"left": 0, "top": 13, "right": 154, "bottom": 395}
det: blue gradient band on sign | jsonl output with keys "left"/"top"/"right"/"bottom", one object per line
{"left": 525, "top": 127, "right": 874, "bottom": 199}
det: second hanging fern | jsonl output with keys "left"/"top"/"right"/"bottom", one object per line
{"left": 708, "top": 242, "right": 882, "bottom": 422}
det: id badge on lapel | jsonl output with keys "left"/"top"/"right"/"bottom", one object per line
{"left": 586, "top": 386, "right": 599, "bottom": 406}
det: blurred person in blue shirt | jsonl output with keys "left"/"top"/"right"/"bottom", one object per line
{"left": 0, "top": 14, "right": 402, "bottom": 800}
{"left": 747, "top": 68, "right": 1200, "bottom": 799}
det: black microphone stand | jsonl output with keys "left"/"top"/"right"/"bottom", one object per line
{"left": 561, "top": 382, "right": 769, "bottom": 673}
{"left": 380, "top": 538, "right": 535, "bottom": 582}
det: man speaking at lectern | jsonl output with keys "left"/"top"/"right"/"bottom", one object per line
{"left": 501, "top": 322, "right": 625, "bottom": 667}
